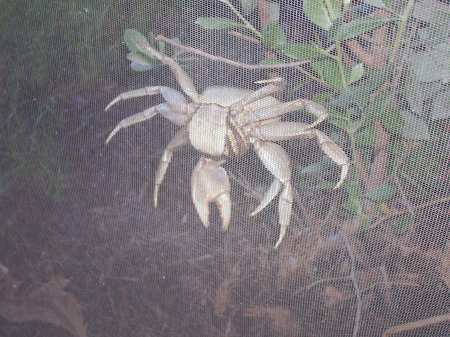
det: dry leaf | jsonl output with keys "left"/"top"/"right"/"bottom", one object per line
{"left": 213, "top": 279, "right": 233, "bottom": 318}
{"left": 245, "top": 305, "right": 302, "bottom": 337}
{"left": 213, "top": 264, "right": 240, "bottom": 318}
{"left": 0, "top": 275, "right": 87, "bottom": 337}
{"left": 323, "top": 286, "right": 350, "bottom": 307}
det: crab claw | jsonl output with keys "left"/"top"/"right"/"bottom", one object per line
{"left": 191, "top": 157, "right": 231, "bottom": 231}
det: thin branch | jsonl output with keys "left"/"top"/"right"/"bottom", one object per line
{"left": 366, "top": 120, "right": 389, "bottom": 191}
{"left": 369, "top": 195, "right": 450, "bottom": 230}
{"left": 341, "top": 234, "right": 362, "bottom": 337}
{"left": 390, "top": 140, "right": 416, "bottom": 216}
{"left": 295, "top": 276, "right": 351, "bottom": 294}
{"left": 382, "top": 312, "right": 450, "bottom": 337}
{"left": 156, "top": 35, "right": 310, "bottom": 70}
{"left": 390, "top": 0, "right": 415, "bottom": 65}
{"left": 156, "top": 35, "right": 333, "bottom": 88}
{"left": 218, "top": 0, "right": 262, "bottom": 38}
{"left": 227, "top": 30, "right": 260, "bottom": 44}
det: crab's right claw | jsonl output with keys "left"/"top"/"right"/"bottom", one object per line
{"left": 191, "top": 157, "right": 231, "bottom": 231}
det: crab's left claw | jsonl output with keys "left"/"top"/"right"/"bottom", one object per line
{"left": 191, "top": 157, "right": 231, "bottom": 231}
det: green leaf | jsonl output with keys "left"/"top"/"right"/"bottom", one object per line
{"left": 303, "top": 0, "right": 336, "bottom": 31}
{"left": 354, "top": 125, "right": 376, "bottom": 147}
{"left": 344, "top": 178, "right": 363, "bottom": 215}
{"left": 124, "top": 29, "right": 151, "bottom": 54}
{"left": 311, "top": 58, "right": 344, "bottom": 90}
{"left": 401, "top": 73, "right": 442, "bottom": 118}
{"left": 400, "top": 110, "right": 430, "bottom": 141}
{"left": 328, "top": 0, "right": 343, "bottom": 21}
{"left": 267, "top": 1, "right": 280, "bottom": 22}
{"left": 126, "top": 52, "right": 157, "bottom": 72}
{"left": 366, "top": 183, "right": 395, "bottom": 202}
{"left": 329, "top": 85, "right": 371, "bottom": 110}
{"left": 238, "top": 0, "right": 257, "bottom": 14}
{"left": 335, "top": 16, "right": 396, "bottom": 41}
{"left": 348, "top": 63, "right": 364, "bottom": 84}
{"left": 410, "top": 43, "right": 450, "bottom": 83}
{"left": 368, "top": 96, "right": 403, "bottom": 133}
{"left": 281, "top": 43, "right": 326, "bottom": 60}
{"left": 126, "top": 52, "right": 152, "bottom": 65}
{"left": 431, "top": 89, "right": 450, "bottom": 121}
{"left": 261, "top": 22, "right": 287, "bottom": 49}
{"left": 381, "top": 107, "right": 403, "bottom": 133}
{"left": 195, "top": 17, "right": 245, "bottom": 30}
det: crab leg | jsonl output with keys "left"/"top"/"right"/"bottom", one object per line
{"left": 154, "top": 127, "right": 189, "bottom": 207}
{"left": 231, "top": 83, "right": 282, "bottom": 112}
{"left": 250, "top": 178, "right": 282, "bottom": 217}
{"left": 191, "top": 158, "right": 231, "bottom": 231}
{"left": 105, "top": 103, "right": 189, "bottom": 144}
{"left": 244, "top": 99, "right": 328, "bottom": 129}
{"left": 244, "top": 99, "right": 306, "bottom": 123}
{"left": 251, "top": 122, "right": 349, "bottom": 189}
{"left": 252, "top": 140, "right": 293, "bottom": 248}
{"left": 105, "top": 86, "right": 187, "bottom": 111}
{"left": 139, "top": 42, "right": 200, "bottom": 102}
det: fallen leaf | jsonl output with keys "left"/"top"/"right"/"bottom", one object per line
{"left": 0, "top": 275, "right": 87, "bottom": 337}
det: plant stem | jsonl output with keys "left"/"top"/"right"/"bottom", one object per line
{"left": 218, "top": 0, "right": 262, "bottom": 38}
{"left": 391, "top": 0, "right": 415, "bottom": 64}
{"left": 369, "top": 194, "right": 450, "bottom": 229}
{"left": 336, "top": 39, "right": 348, "bottom": 89}
{"left": 156, "top": 35, "right": 333, "bottom": 88}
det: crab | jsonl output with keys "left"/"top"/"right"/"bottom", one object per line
{"left": 105, "top": 40, "right": 349, "bottom": 248}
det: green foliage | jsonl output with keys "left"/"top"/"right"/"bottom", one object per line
{"left": 261, "top": 22, "right": 287, "bottom": 49}
{"left": 366, "top": 183, "right": 396, "bottom": 202}
{"left": 303, "top": 0, "right": 343, "bottom": 31}
{"left": 334, "top": 16, "right": 397, "bottom": 41}
{"left": 282, "top": 43, "right": 326, "bottom": 61}
{"left": 195, "top": 17, "right": 246, "bottom": 30}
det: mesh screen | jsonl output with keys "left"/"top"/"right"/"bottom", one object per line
{"left": 1, "top": 1, "right": 449, "bottom": 337}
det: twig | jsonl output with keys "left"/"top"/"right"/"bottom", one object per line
{"left": 219, "top": 0, "right": 262, "bottom": 38}
{"left": 390, "top": 140, "right": 416, "bottom": 216}
{"left": 390, "top": 0, "right": 415, "bottom": 65}
{"left": 156, "top": 35, "right": 333, "bottom": 88}
{"left": 156, "top": 35, "right": 310, "bottom": 70}
{"left": 382, "top": 312, "right": 450, "bottom": 337}
{"left": 341, "top": 234, "right": 362, "bottom": 337}
{"left": 366, "top": 120, "right": 389, "bottom": 191}
{"left": 227, "top": 30, "right": 260, "bottom": 44}
{"left": 369, "top": 195, "right": 450, "bottom": 229}
{"left": 295, "top": 276, "right": 351, "bottom": 294}
{"left": 335, "top": 40, "right": 348, "bottom": 89}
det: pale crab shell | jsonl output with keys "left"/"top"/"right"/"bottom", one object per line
{"left": 187, "top": 86, "right": 280, "bottom": 157}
